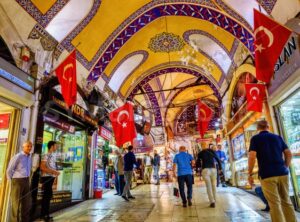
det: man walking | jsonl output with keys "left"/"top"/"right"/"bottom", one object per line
{"left": 197, "top": 142, "right": 222, "bottom": 208}
{"left": 122, "top": 145, "right": 137, "bottom": 201}
{"left": 215, "top": 144, "right": 227, "bottom": 187}
{"left": 143, "top": 152, "right": 153, "bottom": 184}
{"left": 153, "top": 150, "right": 160, "bottom": 185}
{"left": 173, "top": 146, "right": 195, "bottom": 207}
{"left": 248, "top": 120, "right": 296, "bottom": 222}
{"left": 113, "top": 150, "right": 121, "bottom": 195}
{"left": 6, "top": 140, "right": 33, "bottom": 222}
{"left": 40, "top": 141, "right": 60, "bottom": 221}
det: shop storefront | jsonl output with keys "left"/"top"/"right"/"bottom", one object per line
{"left": 93, "top": 126, "right": 117, "bottom": 193}
{"left": 32, "top": 78, "right": 98, "bottom": 216}
{"left": 0, "top": 57, "right": 35, "bottom": 221}
{"left": 268, "top": 17, "right": 300, "bottom": 209}
{"left": 226, "top": 72, "right": 272, "bottom": 188}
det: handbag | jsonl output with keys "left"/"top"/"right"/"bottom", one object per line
{"left": 173, "top": 182, "right": 179, "bottom": 197}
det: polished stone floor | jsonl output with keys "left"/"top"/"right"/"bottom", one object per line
{"left": 49, "top": 180, "right": 300, "bottom": 222}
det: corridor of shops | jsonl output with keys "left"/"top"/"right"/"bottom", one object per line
{"left": 41, "top": 181, "right": 300, "bottom": 222}
{"left": 1, "top": 0, "right": 300, "bottom": 222}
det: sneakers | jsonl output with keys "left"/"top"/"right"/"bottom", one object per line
{"left": 121, "top": 196, "right": 130, "bottom": 201}
{"left": 183, "top": 203, "right": 187, "bottom": 208}
{"left": 128, "top": 196, "right": 136, "bottom": 199}
{"left": 188, "top": 199, "right": 192, "bottom": 206}
{"left": 261, "top": 206, "right": 270, "bottom": 212}
{"left": 114, "top": 193, "right": 119, "bottom": 195}
{"left": 210, "top": 203, "right": 216, "bottom": 208}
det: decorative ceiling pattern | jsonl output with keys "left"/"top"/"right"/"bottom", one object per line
{"left": 87, "top": 3, "right": 254, "bottom": 83}
{"left": 16, "top": 0, "right": 69, "bottom": 27}
{"left": 256, "top": 0, "right": 277, "bottom": 13}
{"left": 9, "top": 0, "right": 298, "bottom": 131}
{"left": 148, "top": 32, "right": 185, "bottom": 53}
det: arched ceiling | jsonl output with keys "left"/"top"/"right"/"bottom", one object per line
{"left": 1, "top": 0, "right": 300, "bottom": 133}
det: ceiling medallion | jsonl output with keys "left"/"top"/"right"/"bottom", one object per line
{"left": 148, "top": 32, "right": 185, "bottom": 53}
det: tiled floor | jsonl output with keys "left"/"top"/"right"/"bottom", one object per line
{"left": 48, "top": 180, "right": 300, "bottom": 222}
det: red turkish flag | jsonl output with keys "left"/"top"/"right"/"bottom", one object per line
{"left": 245, "top": 83, "right": 266, "bottom": 112}
{"left": 109, "top": 103, "right": 137, "bottom": 147}
{"left": 254, "top": 9, "right": 292, "bottom": 83}
{"left": 55, "top": 51, "right": 77, "bottom": 108}
{"left": 198, "top": 100, "right": 213, "bottom": 139}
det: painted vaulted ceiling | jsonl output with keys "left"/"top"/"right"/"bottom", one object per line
{"left": 1, "top": 0, "right": 299, "bottom": 135}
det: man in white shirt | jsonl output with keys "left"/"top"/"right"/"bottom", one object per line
{"left": 40, "top": 141, "right": 60, "bottom": 221}
{"left": 143, "top": 152, "right": 153, "bottom": 184}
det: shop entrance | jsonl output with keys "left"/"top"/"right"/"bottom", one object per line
{"left": 0, "top": 101, "right": 21, "bottom": 221}
{"left": 38, "top": 123, "right": 88, "bottom": 204}
{"left": 277, "top": 88, "right": 300, "bottom": 209}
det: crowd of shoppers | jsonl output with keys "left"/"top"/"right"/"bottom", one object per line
{"left": 5, "top": 120, "right": 297, "bottom": 222}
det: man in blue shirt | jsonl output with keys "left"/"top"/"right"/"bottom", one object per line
{"left": 216, "top": 144, "right": 227, "bottom": 187}
{"left": 6, "top": 141, "right": 33, "bottom": 222}
{"left": 248, "top": 120, "right": 296, "bottom": 222}
{"left": 173, "top": 146, "right": 195, "bottom": 207}
{"left": 122, "top": 145, "right": 137, "bottom": 201}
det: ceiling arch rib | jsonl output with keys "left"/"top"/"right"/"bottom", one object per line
{"left": 129, "top": 67, "right": 221, "bottom": 127}
{"left": 108, "top": 51, "right": 148, "bottom": 93}
{"left": 143, "top": 83, "right": 163, "bottom": 126}
{"left": 129, "top": 67, "right": 221, "bottom": 102}
{"left": 126, "top": 62, "right": 220, "bottom": 99}
{"left": 87, "top": 3, "right": 254, "bottom": 83}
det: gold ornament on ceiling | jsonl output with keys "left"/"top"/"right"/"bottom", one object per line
{"left": 148, "top": 32, "right": 185, "bottom": 53}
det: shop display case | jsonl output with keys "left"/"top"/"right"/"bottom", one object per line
{"left": 234, "top": 158, "right": 248, "bottom": 187}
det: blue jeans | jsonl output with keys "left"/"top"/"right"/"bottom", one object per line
{"left": 102, "top": 169, "right": 106, "bottom": 188}
{"left": 154, "top": 165, "right": 160, "bottom": 183}
{"left": 119, "top": 174, "right": 125, "bottom": 195}
{"left": 178, "top": 174, "right": 193, "bottom": 203}
{"left": 114, "top": 171, "right": 119, "bottom": 194}
{"left": 255, "top": 186, "right": 269, "bottom": 208}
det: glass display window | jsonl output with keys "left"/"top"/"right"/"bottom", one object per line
{"left": 278, "top": 88, "right": 300, "bottom": 201}
{"left": 39, "top": 124, "right": 87, "bottom": 202}
{"left": 0, "top": 113, "right": 11, "bottom": 187}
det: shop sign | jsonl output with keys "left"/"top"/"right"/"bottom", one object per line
{"left": 269, "top": 33, "right": 300, "bottom": 95}
{"left": 0, "top": 138, "right": 7, "bottom": 143}
{"left": 37, "top": 191, "right": 72, "bottom": 204}
{"left": 195, "top": 138, "right": 211, "bottom": 143}
{"left": 134, "top": 147, "right": 152, "bottom": 153}
{"left": 98, "top": 126, "right": 112, "bottom": 141}
{"left": 44, "top": 115, "right": 75, "bottom": 134}
{"left": 0, "top": 58, "right": 34, "bottom": 93}
{"left": 52, "top": 96, "right": 98, "bottom": 127}
{"left": 0, "top": 114, "right": 10, "bottom": 129}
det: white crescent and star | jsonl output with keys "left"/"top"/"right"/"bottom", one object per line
{"left": 254, "top": 26, "right": 274, "bottom": 53}
{"left": 249, "top": 87, "right": 260, "bottom": 100}
{"left": 117, "top": 110, "right": 129, "bottom": 128}
{"left": 62, "top": 63, "right": 74, "bottom": 82}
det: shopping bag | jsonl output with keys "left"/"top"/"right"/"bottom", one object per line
{"left": 173, "top": 183, "right": 179, "bottom": 198}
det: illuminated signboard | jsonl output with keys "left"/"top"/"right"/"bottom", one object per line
{"left": 0, "top": 58, "right": 34, "bottom": 93}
